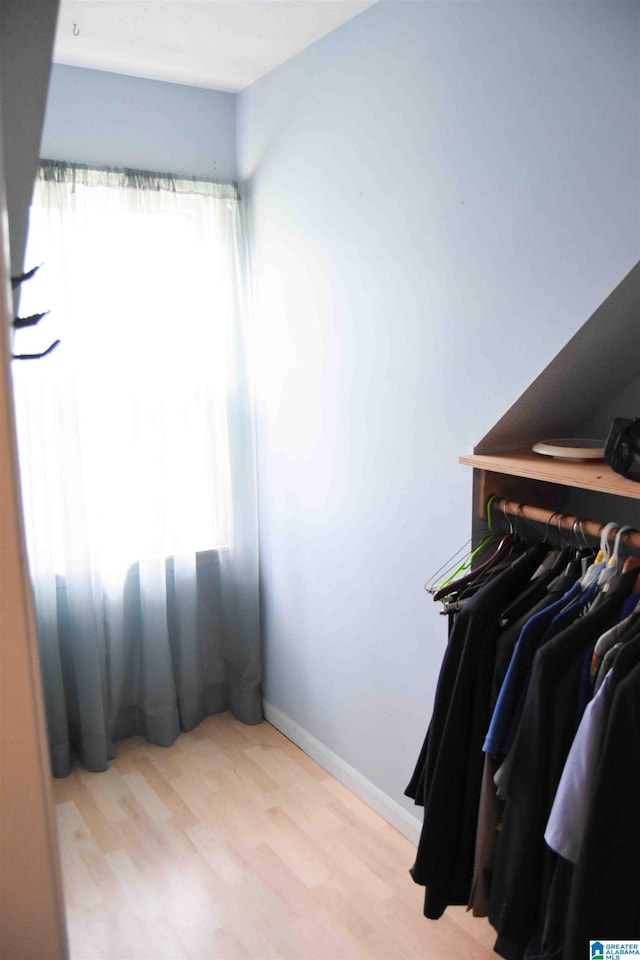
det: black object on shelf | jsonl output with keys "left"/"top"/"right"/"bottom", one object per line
{"left": 604, "top": 417, "right": 640, "bottom": 482}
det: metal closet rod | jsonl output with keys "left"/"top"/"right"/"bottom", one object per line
{"left": 491, "top": 497, "right": 640, "bottom": 550}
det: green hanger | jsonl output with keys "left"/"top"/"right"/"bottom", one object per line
{"left": 433, "top": 495, "right": 499, "bottom": 590}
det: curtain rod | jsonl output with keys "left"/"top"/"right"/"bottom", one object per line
{"left": 39, "top": 158, "right": 239, "bottom": 194}
{"left": 490, "top": 497, "right": 640, "bottom": 550}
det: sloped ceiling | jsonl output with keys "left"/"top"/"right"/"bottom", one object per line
{"left": 476, "top": 261, "right": 640, "bottom": 452}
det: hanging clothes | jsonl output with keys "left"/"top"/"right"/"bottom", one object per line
{"left": 467, "top": 557, "right": 584, "bottom": 918}
{"left": 407, "top": 515, "right": 640, "bottom": 960}
{"left": 563, "top": 656, "right": 640, "bottom": 957}
{"left": 405, "top": 540, "right": 550, "bottom": 918}
{"left": 488, "top": 566, "right": 638, "bottom": 960}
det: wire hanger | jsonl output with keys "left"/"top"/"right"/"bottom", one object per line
{"left": 424, "top": 538, "right": 474, "bottom": 595}
{"left": 431, "top": 496, "right": 516, "bottom": 602}
{"left": 424, "top": 496, "right": 499, "bottom": 596}
{"left": 528, "top": 512, "right": 566, "bottom": 580}
{"left": 567, "top": 516, "right": 596, "bottom": 575}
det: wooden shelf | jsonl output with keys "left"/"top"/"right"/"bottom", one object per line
{"left": 460, "top": 450, "right": 640, "bottom": 501}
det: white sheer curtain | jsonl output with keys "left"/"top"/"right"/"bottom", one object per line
{"left": 12, "top": 161, "right": 262, "bottom": 776}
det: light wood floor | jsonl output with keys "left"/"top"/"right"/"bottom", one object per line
{"left": 52, "top": 712, "right": 498, "bottom": 960}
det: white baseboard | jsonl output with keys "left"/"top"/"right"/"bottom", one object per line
{"left": 262, "top": 700, "right": 422, "bottom": 846}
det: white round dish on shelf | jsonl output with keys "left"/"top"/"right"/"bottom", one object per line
{"left": 531, "top": 438, "right": 605, "bottom": 461}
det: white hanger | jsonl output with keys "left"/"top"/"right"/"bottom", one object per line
{"left": 596, "top": 524, "right": 635, "bottom": 587}
{"left": 579, "top": 521, "right": 618, "bottom": 588}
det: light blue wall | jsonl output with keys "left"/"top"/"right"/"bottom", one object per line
{"left": 41, "top": 64, "right": 236, "bottom": 180}
{"left": 237, "top": 1, "right": 640, "bottom": 815}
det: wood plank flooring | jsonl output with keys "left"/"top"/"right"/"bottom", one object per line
{"left": 52, "top": 713, "right": 498, "bottom": 960}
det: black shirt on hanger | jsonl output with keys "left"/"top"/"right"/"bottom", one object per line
{"left": 406, "top": 542, "right": 549, "bottom": 920}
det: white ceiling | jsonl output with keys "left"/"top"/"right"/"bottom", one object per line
{"left": 54, "top": 0, "right": 377, "bottom": 93}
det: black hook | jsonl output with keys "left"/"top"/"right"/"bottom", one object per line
{"left": 12, "top": 340, "right": 61, "bottom": 361}
{"left": 11, "top": 264, "right": 42, "bottom": 289}
{"left": 12, "top": 310, "right": 50, "bottom": 330}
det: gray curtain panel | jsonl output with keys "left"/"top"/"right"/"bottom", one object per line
{"left": 35, "top": 550, "right": 262, "bottom": 777}
{"left": 14, "top": 161, "right": 262, "bottom": 777}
